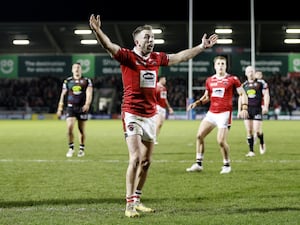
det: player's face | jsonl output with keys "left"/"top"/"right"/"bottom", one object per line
{"left": 245, "top": 66, "right": 255, "bottom": 80}
{"left": 135, "top": 30, "right": 154, "bottom": 55}
{"left": 214, "top": 59, "right": 227, "bottom": 75}
{"left": 72, "top": 64, "right": 82, "bottom": 79}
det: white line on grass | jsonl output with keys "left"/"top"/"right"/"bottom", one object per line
{"left": 0, "top": 159, "right": 299, "bottom": 163}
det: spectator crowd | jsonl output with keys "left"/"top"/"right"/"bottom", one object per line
{"left": 0, "top": 74, "right": 299, "bottom": 117}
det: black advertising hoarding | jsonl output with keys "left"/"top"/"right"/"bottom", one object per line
{"left": 18, "top": 55, "right": 72, "bottom": 77}
{"left": 231, "top": 54, "right": 288, "bottom": 77}
{"left": 95, "top": 55, "right": 121, "bottom": 76}
{"left": 0, "top": 51, "right": 292, "bottom": 78}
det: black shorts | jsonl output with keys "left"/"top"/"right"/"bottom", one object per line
{"left": 247, "top": 106, "right": 263, "bottom": 121}
{"left": 66, "top": 106, "right": 88, "bottom": 121}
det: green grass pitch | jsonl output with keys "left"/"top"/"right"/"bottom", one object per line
{"left": 0, "top": 119, "right": 299, "bottom": 225}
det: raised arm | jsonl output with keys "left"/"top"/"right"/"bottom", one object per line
{"left": 168, "top": 33, "right": 218, "bottom": 66}
{"left": 89, "top": 14, "right": 121, "bottom": 57}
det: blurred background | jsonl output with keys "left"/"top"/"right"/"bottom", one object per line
{"left": 0, "top": 0, "right": 299, "bottom": 120}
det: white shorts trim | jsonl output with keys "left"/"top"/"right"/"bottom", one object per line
{"left": 203, "top": 111, "right": 231, "bottom": 128}
{"left": 123, "top": 112, "right": 156, "bottom": 142}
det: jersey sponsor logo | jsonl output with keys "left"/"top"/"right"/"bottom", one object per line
{"left": 247, "top": 89, "right": 257, "bottom": 98}
{"left": 72, "top": 85, "right": 82, "bottom": 95}
{"left": 143, "top": 72, "right": 154, "bottom": 79}
{"left": 140, "top": 70, "right": 156, "bottom": 88}
{"left": 211, "top": 87, "right": 225, "bottom": 98}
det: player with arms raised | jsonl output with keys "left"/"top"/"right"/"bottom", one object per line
{"left": 89, "top": 14, "right": 218, "bottom": 217}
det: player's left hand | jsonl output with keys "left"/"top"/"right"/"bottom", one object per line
{"left": 201, "top": 33, "right": 218, "bottom": 48}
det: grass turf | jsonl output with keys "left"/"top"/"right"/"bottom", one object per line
{"left": 0, "top": 119, "right": 299, "bottom": 225}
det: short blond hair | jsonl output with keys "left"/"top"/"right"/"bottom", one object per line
{"left": 132, "top": 24, "right": 153, "bottom": 40}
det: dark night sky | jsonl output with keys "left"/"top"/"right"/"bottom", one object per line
{"left": 1, "top": 0, "right": 299, "bottom": 23}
